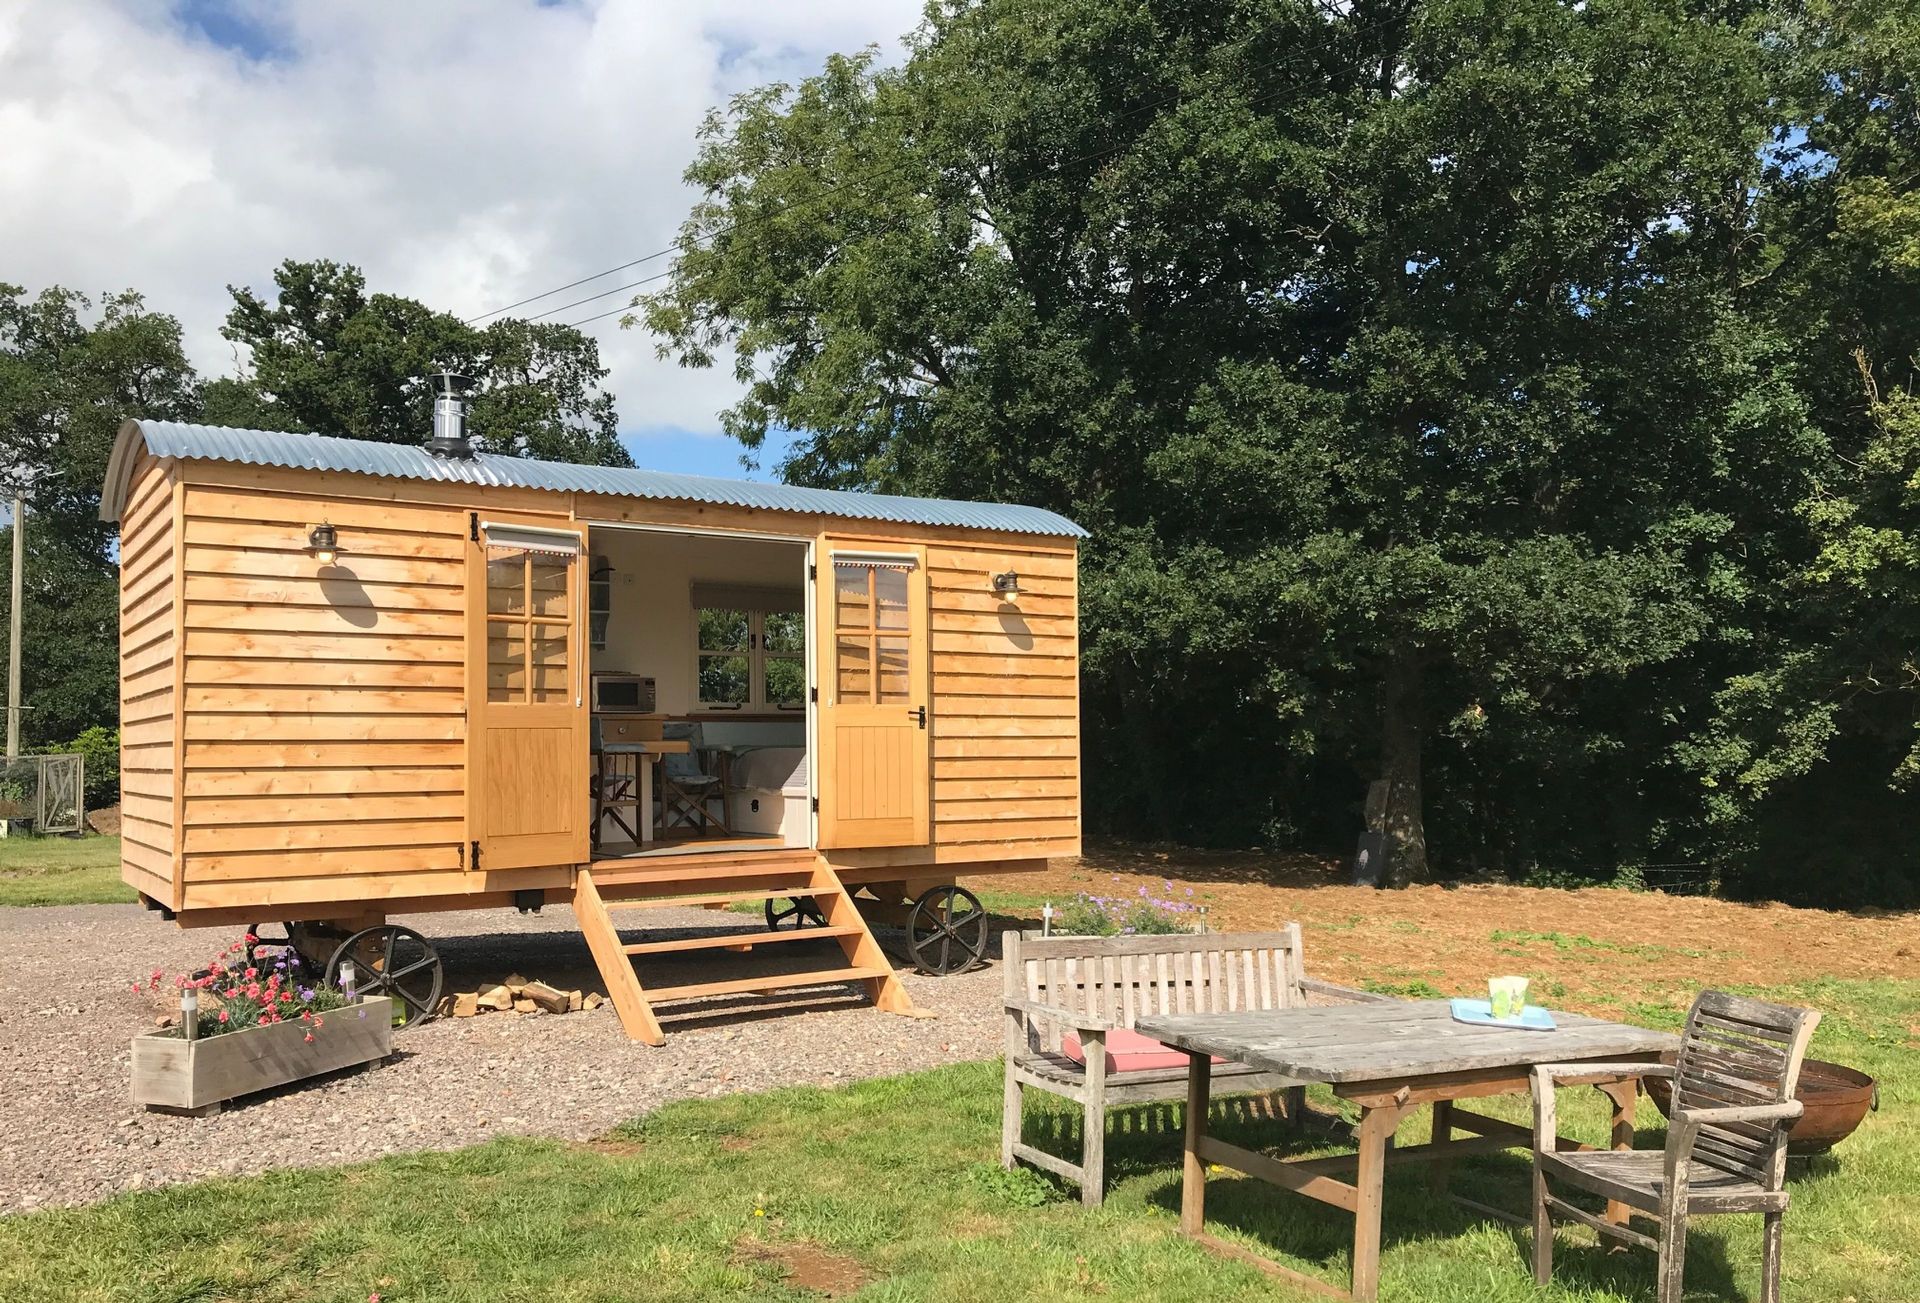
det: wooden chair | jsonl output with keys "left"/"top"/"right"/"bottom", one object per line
{"left": 589, "top": 717, "right": 647, "bottom": 852}
{"left": 1001, "top": 925, "right": 1392, "bottom": 1207}
{"left": 656, "top": 721, "right": 728, "bottom": 834}
{"left": 1531, "top": 990, "right": 1821, "bottom": 1303}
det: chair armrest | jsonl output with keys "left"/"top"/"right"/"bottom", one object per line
{"left": 1298, "top": 977, "right": 1398, "bottom": 1004}
{"left": 1003, "top": 997, "right": 1113, "bottom": 1034}
{"left": 1674, "top": 1100, "right": 1803, "bottom": 1129}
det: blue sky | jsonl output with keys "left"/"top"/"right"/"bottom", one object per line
{"left": 5, "top": 0, "right": 922, "bottom": 486}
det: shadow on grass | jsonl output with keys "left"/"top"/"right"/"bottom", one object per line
{"left": 1020, "top": 1091, "right": 1752, "bottom": 1301}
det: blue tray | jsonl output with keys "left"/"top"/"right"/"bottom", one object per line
{"left": 1450, "top": 998, "right": 1557, "bottom": 1031}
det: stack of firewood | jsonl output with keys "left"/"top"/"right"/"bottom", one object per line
{"left": 436, "top": 972, "right": 606, "bottom": 1019}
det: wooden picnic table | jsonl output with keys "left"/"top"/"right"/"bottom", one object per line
{"left": 1136, "top": 1002, "right": 1680, "bottom": 1301}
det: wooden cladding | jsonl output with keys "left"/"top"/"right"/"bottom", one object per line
{"left": 118, "top": 456, "right": 179, "bottom": 905}
{"left": 173, "top": 483, "right": 483, "bottom": 910}
{"left": 925, "top": 538, "right": 1080, "bottom": 856}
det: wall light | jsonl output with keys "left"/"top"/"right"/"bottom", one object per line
{"left": 991, "top": 570, "right": 1021, "bottom": 598}
{"left": 306, "top": 523, "right": 340, "bottom": 565}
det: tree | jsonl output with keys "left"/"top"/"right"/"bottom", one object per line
{"left": 644, "top": 0, "right": 1819, "bottom": 884}
{"left": 0, "top": 285, "right": 201, "bottom": 745}
{"left": 221, "top": 259, "right": 630, "bottom": 465}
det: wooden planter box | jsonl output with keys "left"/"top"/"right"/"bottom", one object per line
{"left": 131, "top": 997, "right": 393, "bottom": 1116}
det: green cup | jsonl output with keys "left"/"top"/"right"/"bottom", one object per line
{"left": 1489, "top": 975, "right": 1530, "bottom": 1020}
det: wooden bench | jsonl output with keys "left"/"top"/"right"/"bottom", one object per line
{"left": 1001, "top": 924, "right": 1392, "bottom": 1206}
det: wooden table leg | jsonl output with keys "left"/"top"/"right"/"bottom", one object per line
{"left": 638, "top": 758, "right": 654, "bottom": 845}
{"left": 1429, "top": 1098, "right": 1455, "bottom": 1195}
{"left": 1351, "top": 1103, "right": 1398, "bottom": 1302}
{"left": 1597, "top": 1078, "right": 1639, "bottom": 1249}
{"left": 1181, "top": 1051, "right": 1211, "bottom": 1235}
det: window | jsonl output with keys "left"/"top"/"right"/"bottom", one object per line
{"left": 694, "top": 598, "right": 806, "bottom": 712}
{"left": 486, "top": 549, "right": 575, "bottom": 704}
{"left": 832, "top": 560, "right": 910, "bottom": 705}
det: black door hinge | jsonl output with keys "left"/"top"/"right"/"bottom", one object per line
{"left": 811, "top": 797, "right": 820, "bottom": 813}
{"left": 470, "top": 839, "right": 481, "bottom": 870}
{"left": 808, "top": 563, "right": 817, "bottom": 581}
{"left": 469, "top": 512, "right": 480, "bottom": 542}
{"left": 809, "top": 686, "right": 818, "bottom": 703}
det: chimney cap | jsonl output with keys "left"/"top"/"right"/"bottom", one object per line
{"left": 431, "top": 371, "right": 476, "bottom": 397}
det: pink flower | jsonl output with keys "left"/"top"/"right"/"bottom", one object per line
{"left": 304, "top": 1032, "right": 316, "bottom": 1044}
{"left": 129, "top": 982, "right": 140, "bottom": 994}
{"left": 313, "top": 1016, "right": 324, "bottom": 1029}
{"left": 369, "top": 1293, "right": 381, "bottom": 1302}
{"left": 217, "top": 1011, "right": 230, "bottom": 1024}
{"left": 243, "top": 933, "right": 258, "bottom": 945}
{"left": 244, "top": 967, "right": 258, "bottom": 980}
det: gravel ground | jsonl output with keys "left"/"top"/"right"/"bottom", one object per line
{"left": 0, "top": 902, "right": 1005, "bottom": 1214}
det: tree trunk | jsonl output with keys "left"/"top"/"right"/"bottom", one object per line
{"left": 1378, "top": 649, "right": 1428, "bottom": 888}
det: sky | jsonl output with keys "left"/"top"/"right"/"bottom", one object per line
{"left": 0, "top": 0, "right": 925, "bottom": 480}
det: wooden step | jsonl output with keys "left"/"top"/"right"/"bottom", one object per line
{"left": 622, "top": 925, "right": 861, "bottom": 956}
{"left": 602, "top": 886, "right": 842, "bottom": 912}
{"left": 646, "top": 965, "right": 893, "bottom": 1004}
{"left": 591, "top": 858, "right": 820, "bottom": 887}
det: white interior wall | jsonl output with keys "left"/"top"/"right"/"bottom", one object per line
{"left": 588, "top": 529, "right": 806, "bottom": 716}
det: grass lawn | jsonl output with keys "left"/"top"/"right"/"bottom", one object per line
{"left": 0, "top": 975, "right": 1911, "bottom": 1302}
{"left": 0, "top": 833, "right": 131, "bottom": 906}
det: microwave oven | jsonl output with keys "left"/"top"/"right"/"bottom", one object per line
{"left": 591, "top": 673, "right": 655, "bottom": 714}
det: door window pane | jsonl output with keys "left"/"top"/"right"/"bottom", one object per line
{"left": 487, "top": 625, "right": 526, "bottom": 702}
{"left": 834, "top": 566, "right": 871, "bottom": 631}
{"left": 529, "top": 623, "right": 570, "bottom": 703}
{"left": 874, "top": 567, "right": 908, "bottom": 630}
{"left": 487, "top": 555, "right": 526, "bottom": 615}
{"left": 835, "top": 636, "right": 872, "bottom": 703}
{"left": 877, "top": 635, "right": 910, "bottom": 703}
{"left": 529, "top": 556, "right": 570, "bottom": 618}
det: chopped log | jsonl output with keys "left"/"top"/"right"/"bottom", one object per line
{"left": 583, "top": 992, "right": 605, "bottom": 1011}
{"left": 452, "top": 991, "right": 480, "bottom": 1018}
{"left": 503, "top": 972, "right": 530, "bottom": 996}
{"left": 566, "top": 990, "right": 583, "bottom": 1013}
{"left": 521, "top": 980, "right": 571, "bottom": 1014}
{"left": 432, "top": 994, "right": 455, "bottom": 1019}
{"left": 476, "top": 984, "right": 514, "bottom": 1012}
{"left": 512, "top": 997, "right": 538, "bottom": 1014}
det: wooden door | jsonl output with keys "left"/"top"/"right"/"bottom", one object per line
{"left": 466, "top": 515, "right": 590, "bottom": 871}
{"left": 816, "top": 544, "right": 931, "bottom": 848}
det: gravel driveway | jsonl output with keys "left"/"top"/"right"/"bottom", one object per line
{"left": 0, "top": 901, "right": 1005, "bottom": 1214}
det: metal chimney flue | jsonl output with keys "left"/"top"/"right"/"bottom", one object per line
{"left": 427, "top": 371, "right": 477, "bottom": 459}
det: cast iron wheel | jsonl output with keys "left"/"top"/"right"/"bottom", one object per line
{"left": 324, "top": 925, "right": 445, "bottom": 1028}
{"left": 242, "top": 922, "right": 299, "bottom": 972}
{"left": 906, "top": 885, "right": 988, "bottom": 976}
{"left": 764, "top": 896, "right": 829, "bottom": 930}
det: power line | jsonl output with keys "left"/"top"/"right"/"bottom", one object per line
{"left": 488, "top": 7, "right": 1390, "bottom": 332}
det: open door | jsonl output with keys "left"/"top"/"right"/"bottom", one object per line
{"left": 816, "top": 544, "right": 931, "bottom": 849}
{"left": 465, "top": 515, "right": 590, "bottom": 871}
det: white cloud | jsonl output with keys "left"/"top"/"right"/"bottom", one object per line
{"left": 0, "top": 0, "right": 921, "bottom": 449}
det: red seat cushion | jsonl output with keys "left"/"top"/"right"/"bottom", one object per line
{"left": 1061, "top": 1026, "right": 1226, "bottom": 1075}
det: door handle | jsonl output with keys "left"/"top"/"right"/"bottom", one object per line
{"left": 911, "top": 706, "right": 927, "bottom": 729}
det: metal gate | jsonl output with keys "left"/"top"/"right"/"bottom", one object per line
{"left": 0, "top": 753, "right": 83, "bottom": 834}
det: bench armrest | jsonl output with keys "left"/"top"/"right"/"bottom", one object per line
{"left": 1004, "top": 997, "right": 1113, "bottom": 1034}
{"left": 1298, "top": 977, "right": 1398, "bottom": 1004}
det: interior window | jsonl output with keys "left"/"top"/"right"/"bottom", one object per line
{"left": 694, "top": 604, "right": 804, "bottom": 711}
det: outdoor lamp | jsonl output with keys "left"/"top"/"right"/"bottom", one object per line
{"left": 991, "top": 570, "right": 1021, "bottom": 598}
{"left": 306, "top": 523, "right": 340, "bottom": 565}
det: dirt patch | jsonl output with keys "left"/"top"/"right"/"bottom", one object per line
{"left": 967, "top": 840, "right": 1920, "bottom": 1013}
{"left": 735, "top": 1238, "right": 873, "bottom": 1298}
{"left": 576, "top": 1138, "right": 646, "bottom": 1158}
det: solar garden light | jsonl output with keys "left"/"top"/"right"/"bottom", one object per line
{"left": 1042, "top": 901, "right": 1054, "bottom": 937}
{"left": 306, "top": 522, "right": 340, "bottom": 565}
{"left": 180, "top": 986, "right": 198, "bottom": 1042}
{"left": 340, "top": 959, "right": 357, "bottom": 999}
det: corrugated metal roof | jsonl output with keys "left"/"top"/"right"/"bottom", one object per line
{"left": 102, "top": 420, "right": 1087, "bottom": 537}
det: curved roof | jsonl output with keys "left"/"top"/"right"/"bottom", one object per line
{"left": 100, "top": 420, "right": 1087, "bottom": 538}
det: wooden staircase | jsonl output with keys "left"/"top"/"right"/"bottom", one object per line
{"left": 573, "top": 849, "right": 915, "bottom": 1045}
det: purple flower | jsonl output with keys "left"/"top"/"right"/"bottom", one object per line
{"left": 298, "top": 986, "right": 315, "bottom": 1001}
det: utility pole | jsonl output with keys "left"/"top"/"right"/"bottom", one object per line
{"left": 6, "top": 495, "right": 20, "bottom": 763}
